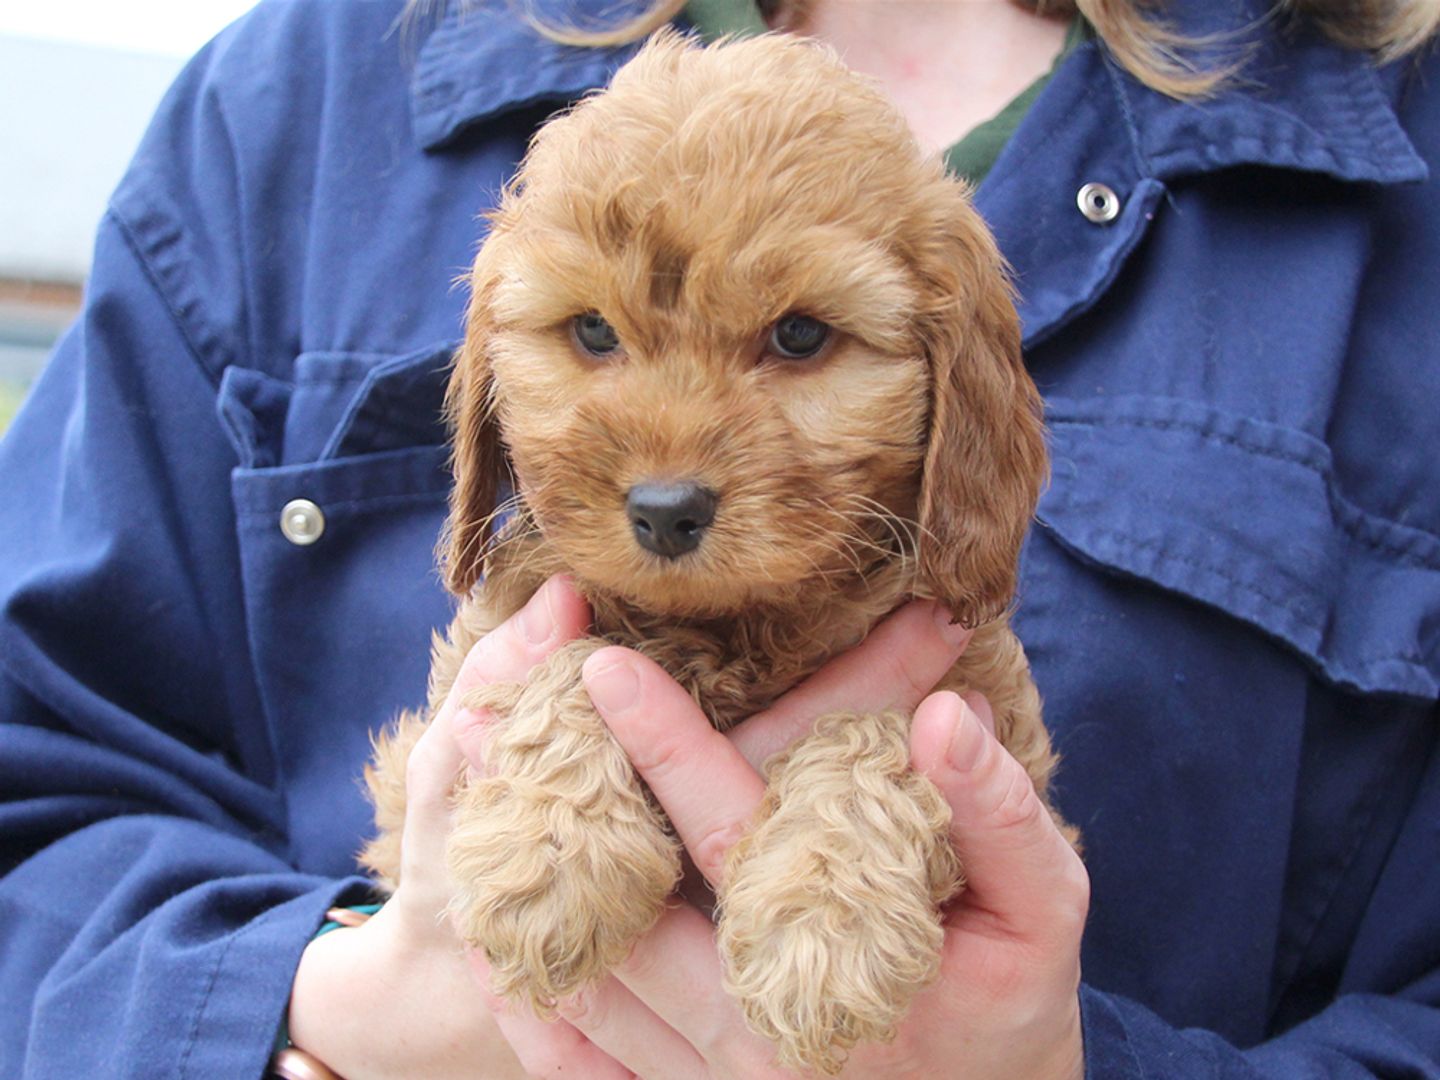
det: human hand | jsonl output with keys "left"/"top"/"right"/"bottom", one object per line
{"left": 482, "top": 597, "right": 1087, "bottom": 1079}
{"left": 286, "top": 575, "right": 592, "bottom": 1080}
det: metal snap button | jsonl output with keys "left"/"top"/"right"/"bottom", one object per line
{"left": 1076, "top": 182, "right": 1121, "bottom": 224}
{"left": 280, "top": 498, "right": 325, "bottom": 546}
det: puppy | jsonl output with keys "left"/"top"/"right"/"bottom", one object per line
{"left": 362, "top": 29, "right": 1071, "bottom": 1075}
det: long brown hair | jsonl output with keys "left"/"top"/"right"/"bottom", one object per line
{"left": 506, "top": 0, "right": 1439, "bottom": 98}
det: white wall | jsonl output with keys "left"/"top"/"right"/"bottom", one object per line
{"left": 0, "top": 35, "right": 192, "bottom": 282}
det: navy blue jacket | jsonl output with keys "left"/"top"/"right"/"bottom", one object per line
{"left": 2, "top": 1, "right": 1438, "bottom": 1076}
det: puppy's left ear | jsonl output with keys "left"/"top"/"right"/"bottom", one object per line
{"left": 440, "top": 263, "right": 508, "bottom": 597}
{"left": 913, "top": 201, "right": 1046, "bottom": 627}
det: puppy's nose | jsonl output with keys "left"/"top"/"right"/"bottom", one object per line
{"left": 626, "top": 482, "right": 717, "bottom": 559}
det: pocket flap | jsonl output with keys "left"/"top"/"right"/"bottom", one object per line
{"left": 1039, "top": 395, "right": 1440, "bottom": 700}
{"left": 214, "top": 342, "right": 456, "bottom": 469}
{"left": 320, "top": 342, "right": 455, "bottom": 461}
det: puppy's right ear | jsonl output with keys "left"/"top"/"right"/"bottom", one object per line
{"left": 911, "top": 195, "right": 1046, "bottom": 628}
{"left": 441, "top": 265, "right": 507, "bottom": 597}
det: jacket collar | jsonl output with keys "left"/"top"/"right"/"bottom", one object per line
{"left": 1103, "top": 11, "right": 1426, "bottom": 186}
{"left": 968, "top": 9, "right": 1425, "bottom": 347}
{"left": 410, "top": 1, "right": 652, "bottom": 151}
{"left": 410, "top": 0, "right": 1424, "bottom": 184}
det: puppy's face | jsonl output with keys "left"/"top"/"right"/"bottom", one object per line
{"left": 446, "top": 32, "right": 1044, "bottom": 623}
{"left": 479, "top": 179, "right": 933, "bottom": 615}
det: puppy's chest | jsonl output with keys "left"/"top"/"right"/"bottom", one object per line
{"left": 594, "top": 617, "right": 826, "bottom": 732}
{"left": 464, "top": 555, "right": 912, "bottom": 731}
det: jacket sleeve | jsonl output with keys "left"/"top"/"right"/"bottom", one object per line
{"left": 1079, "top": 718, "right": 1440, "bottom": 1079}
{"left": 0, "top": 60, "right": 372, "bottom": 1080}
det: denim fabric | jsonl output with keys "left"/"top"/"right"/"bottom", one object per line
{"left": 1, "top": 1, "right": 1438, "bottom": 1075}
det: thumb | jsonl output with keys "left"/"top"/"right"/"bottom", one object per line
{"left": 911, "top": 691, "right": 1088, "bottom": 942}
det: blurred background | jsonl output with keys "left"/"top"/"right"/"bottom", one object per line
{"left": 0, "top": 0, "right": 257, "bottom": 434}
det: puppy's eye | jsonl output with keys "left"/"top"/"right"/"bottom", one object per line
{"left": 767, "top": 314, "right": 830, "bottom": 360}
{"left": 572, "top": 312, "right": 621, "bottom": 357}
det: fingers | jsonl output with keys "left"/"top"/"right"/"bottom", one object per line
{"left": 730, "top": 599, "right": 973, "bottom": 769}
{"left": 482, "top": 997, "right": 637, "bottom": 1080}
{"left": 475, "top": 947, "right": 706, "bottom": 1080}
{"left": 577, "top": 904, "right": 768, "bottom": 1078}
{"left": 443, "top": 574, "right": 591, "bottom": 769}
{"left": 581, "top": 601, "right": 973, "bottom": 886}
{"left": 484, "top": 902, "right": 771, "bottom": 1079}
{"left": 554, "top": 976, "right": 709, "bottom": 1080}
{"left": 583, "top": 646, "right": 765, "bottom": 887}
{"left": 606, "top": 903, "right": 747, "bottom": 1053}
{"left": 399, "top": 575, "right": 589, "bottom": 886}
{"left": 911, "top": 691, "right": 1089, "bottom": 943}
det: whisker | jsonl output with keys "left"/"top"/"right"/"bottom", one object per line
{"left": 834, "top": 493, "right": 927, "bottom": 563}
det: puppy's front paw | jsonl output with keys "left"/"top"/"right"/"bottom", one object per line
{"left": 718, "top": 712, "right": 960, "bottom": 1075}
{"left": 446, "top": 672, "right": 681, "bottom": 1012}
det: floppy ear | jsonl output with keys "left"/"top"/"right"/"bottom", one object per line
{"left": 913, "top": 205, "right": 1046, "bottom": 627}
{"left": 440, "top": 262, "right": 508, "bottom": 597}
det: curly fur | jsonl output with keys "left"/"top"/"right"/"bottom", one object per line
{"left": 719, "top": 710, "right": 961, "bottom": 1075}
{"left": 447, "top": 643, "right": 683, "bottom": 1008}
{"left": 360, "top": 30, "right": 1073, "bottom": 1074}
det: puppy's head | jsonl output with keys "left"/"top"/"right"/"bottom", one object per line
{"left": 445, "top": 30, "right": 1044, "bottom": 624}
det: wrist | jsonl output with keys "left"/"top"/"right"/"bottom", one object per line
{"left": 286, "top": 906, "right": 437, "bottom": 1079}
{"left": 286, "top": 903, "right": 526, "bottom": 1080}
{"left": 286, "top": 917, "right": 385, "bottom": 1078}
{"left": 1029, "top": 995, "right": 1085, "bottom": 1080}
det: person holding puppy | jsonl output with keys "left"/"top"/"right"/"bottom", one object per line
{"left": 2, "top": 1, "right": 1439, "bottom": 1078}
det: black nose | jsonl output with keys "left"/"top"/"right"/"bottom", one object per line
{"left": 626, "top": 482, "right": 717, "bottom": 559}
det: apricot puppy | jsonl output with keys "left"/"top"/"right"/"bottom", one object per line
{"left": 363, "top": 29, "right": 1071, "bottom": 1076}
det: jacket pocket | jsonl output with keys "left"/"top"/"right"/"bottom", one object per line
{"left": 219, "top": 343, "right": 457, "bottom": 876}
{"left": 1039, "top": 394, "right": 1440, "bottom": 701}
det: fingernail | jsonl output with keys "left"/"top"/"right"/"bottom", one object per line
{"left": 519, "top": 580, "right": 556, "bottom": 645}
{"left": 934, "top": 602, "right": 973, "bottom": 647}
{"left": 961, "top": 691, "right": 997, "bottom": 737}
{"left": 946, "top": 700, "right": 988, "bottom": 772}
{"left": 585, "top": 655, "right": 639, "bottom": 714}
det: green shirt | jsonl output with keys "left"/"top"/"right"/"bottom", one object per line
{"left": 680, "top": 0, "right": 1086, "bottom": 186}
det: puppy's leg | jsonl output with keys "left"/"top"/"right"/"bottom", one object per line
{"left": 447, "top": 638, "right": 682, "bottom": 1012}
{"left": 718, "top": 711, "right": 959, "bottom": 1076}
{"left": 358, "top": 708, "right": 430, "bottom": 891}
{"left": 944, "top": 622, "right": 1080, "bottom": 851}
{"left": 360, "top": 600, "right": 506, "bottom": 892}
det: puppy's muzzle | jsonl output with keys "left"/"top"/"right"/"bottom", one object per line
{"left": 626, "top": 481, "right": 717, "bottom": 559}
